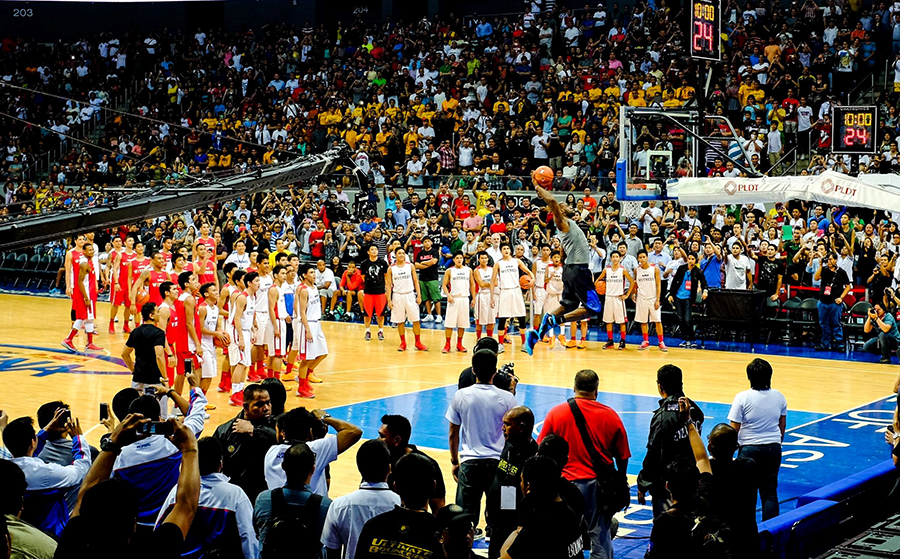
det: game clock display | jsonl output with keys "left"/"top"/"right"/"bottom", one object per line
{"left": 833, "top": 106, "right": 877, "bottom": 155}
{"left": 690, "top": 0, "right": 721, "bottom": 61}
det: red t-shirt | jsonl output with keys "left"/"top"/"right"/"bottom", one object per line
{"left": 538, "top": 398, "right": 631, "bottom": 481}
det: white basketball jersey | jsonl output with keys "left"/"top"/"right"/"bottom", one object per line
{"left": 534, "top": 259, "right": 549, "bottom": 287}
{"left": 448, "top": 266, "right": 471, "bottom": 297}
{"left": 391, "top": 263, "right": 415, "bottom": 294}
{"left": 605, "top": 266, "right": 626, "bottom": 297}
{"left": 202, "top": 304, "right": 218, "bottom": 344}
{"left": 304, "top": 284, "right": 322, "bottom": 321}
{"left": 255, "top": 274, "right": 274, "bottom": 313}
{"left": 498, "top": 258, "right": 520, "bottom": 289}
{"left": 269, "top": 284, "right": 287, "bottom": 322}
{"left": 476, "top": 267, "right": 493, "bottom": 294}
{"left": 547, "top": 264, "right": 564, "bottom": 295}
{"left": 635, "top": 265, "right": 658, "bottom": 298}
{"left": 239, "top": 292, "right": 254, "bottom": 331}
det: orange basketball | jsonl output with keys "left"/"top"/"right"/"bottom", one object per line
{"left": 532, "top": 165, "right": 554, "bottom": 188}
{"left": 594, "top": 278, "right": 607, "bottom": 295}
{"left": 135, "top": 289, "right": 149, "bottom": 309}
{"left": 520, "top": 275, "right": 535, "bottom": 290}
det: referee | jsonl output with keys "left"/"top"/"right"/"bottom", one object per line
{"left": 121, "top": 302, "right": 169, "bottom": 393}
{"left": 524, "top": 181, "right": 600, "bottom": 355}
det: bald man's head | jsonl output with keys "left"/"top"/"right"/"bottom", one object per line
{"left": 707, "top": 423, "right": 739, "bottom": 461}
{"left": 502, "top": 406, "right": 535, "bottom": 441}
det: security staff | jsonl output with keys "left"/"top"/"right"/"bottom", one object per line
{"left": 637, "top": 364, "right": 704, "bottom": 520}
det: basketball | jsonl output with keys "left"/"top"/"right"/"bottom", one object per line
{"left": 532, "top": 165, "right": 554, "bottom": 188}
{"left": 135, "top": 289, "right": 149, "bottom": 309}
{"left": 520, "top": 275, "right": 535, "bottom": 290}
{"left": 594, "top": 278, "right": 607, "bottom": 295}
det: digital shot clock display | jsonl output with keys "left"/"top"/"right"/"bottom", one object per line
{"left": 833, "top": 106, "right": 877, "bottom": 155}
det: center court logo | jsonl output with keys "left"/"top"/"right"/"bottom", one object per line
{"left": 0, "top": 344, "right": 128, "bottom": 377}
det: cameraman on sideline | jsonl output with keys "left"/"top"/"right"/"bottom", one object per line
{"left": 863, "top": 303, "right": 900, "bottom": 364}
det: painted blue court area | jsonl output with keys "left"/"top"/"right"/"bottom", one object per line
{"left": 327, "top": 385, "right": 897, "bottom": 558}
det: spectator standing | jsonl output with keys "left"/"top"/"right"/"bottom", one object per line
{"left": 378, "top": 414, "right": 446, "bottom": 514}
{"left": 637, "top": 365, "right": 704, "bottom": 519}
{"left": 213, "top": 384, "right": 276, "bottom": 503}
{"left": 35, "top": 401, "right": 99, "bottom": 513}
{"left": 728, "top": 358, "right": 787, "bottom": 520}
{"left": 253, "top": 442, "right": 332, "bottom": 557}
{"left": 4, "top": 410, "right": 91, "bottom": 538}
{"left": 321, "top": 439, "right": 400, "bottom": 559}
{"left": 446, "top": 349, "right": 517, "bottom": 536}
{"left": 0, "top": 459, "right": 57, "bottom": 559}
{"left": 814, "top": 252, "right": 851, "bottom": 352}
{"left": 487, "top": 406, "right": 538, "bottom": 559}
{"left": 538, "top": 369, "right": 630, "bottom": 559}
{"left": 156, "top": 437, "right": 258, "bottom": 559}
{"left": 354, "top": 453, "right": 444, "bottom": 559}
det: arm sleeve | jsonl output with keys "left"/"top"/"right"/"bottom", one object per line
{"left": 183, "top": 388, "right": 208, "bottom": 436}
{"left": 445, "top": 393, "right": 462, "bottom": 426}
{"left": 321, "top": 502, "right": 344, "bottom": 550}
{"left": 34, "top": 429, "right": 49, "bottom": 456}
{"left": 236, "top": 493, "right": 259, "bottom": 559}
{"left": 40, "top": 435, "right": 92, "bottom": 489}
{"left": 727, "top": 395, "right": 744, "bottom": 424}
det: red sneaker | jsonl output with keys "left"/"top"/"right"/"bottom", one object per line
{"left": 229, "top": 392, "right": 244, "bottom": 407}
{"left": 108, "top": 323, "right": 115, "bottom": 335}
{"left": 248, "top": 372, "right": 266, "bottom": 382}
{"left": 85, "top": 343, "right": 104, "bottom": 352}
{"left": 60, "top": 339, "right": 77, "bottom": 353}
{"left": 398, "top": 340, "right": 407, "bottom": 351}
{"left": 415, "top": 341, "right": 428, "bottom": 351}
{"left": 218, "top": 372, "right": 232, "bottom": 392}
{"left": 457, "top": 344, "right": 467, "bottom": 353}
{"left": 123, "top": 323, "right": 132, "bottom": 334}
{"left": 296, "top": 381, "right": 315, "bottom": 398}
{"left": 443, "top": 343, "right": 451, "bottom": 354}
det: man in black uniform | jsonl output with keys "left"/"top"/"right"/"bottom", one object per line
{"left": 637, "top": 364, "right": 704, "bottom": 520}
{"left": 121, "top": 303, "right": 168, "bottom": 390}
{"left": 355, "top": 453, "right": 444, "bottom": 559}
{"left": 212, "top": 384, "right": 276, "bottom": 502}
{"left": 359, "top": 244, "right": 389, "bottom": 341}
{"left": 415, "top": 236, "right": 442, "bottom": 323}
{"left": 487, "top": 406, "right": 538, "bottom": 559}
{"left": 378, "top": 414, "right": 446, "bottom": 514}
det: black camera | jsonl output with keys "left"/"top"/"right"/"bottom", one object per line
{"left": 493, "top": 363, "right": 518, "bottom": 392}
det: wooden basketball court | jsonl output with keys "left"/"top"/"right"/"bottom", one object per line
{"left": 1, "top": 292, "right": 896, "bottom": 554}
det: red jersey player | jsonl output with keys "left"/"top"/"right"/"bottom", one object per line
{"left": 156, "top": 281, "right": 181, "bottom": 387}
{"left": 109, "top": 236, "right": 136, "bottom": 334}
{"left": 172, "top": 271, "right": 203, "bottom": 398}
{"left": 186, "top": 244, "right": 218, "bottom": 290}
{"left": 61, "top": 243, "right": 102, "bottom": 352}
{"left": 131, "top": 251, "right": 170, "bottom": 312}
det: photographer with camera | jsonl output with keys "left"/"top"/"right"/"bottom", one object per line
{"left": 863, "top": 303, "right": 900, "bottom": 364}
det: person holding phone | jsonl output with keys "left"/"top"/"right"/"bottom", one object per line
{"left": 863, "top": 303, "right": 900, "bottom": 364}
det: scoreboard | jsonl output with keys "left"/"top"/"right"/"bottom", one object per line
{"left": 690, "top": 0, "right": 721, "bottom": 61}
{"left": 832, "top": 106, "right": 877, "bottom": 155}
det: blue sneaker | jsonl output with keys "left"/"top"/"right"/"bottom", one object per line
{"left": 537, "top": 313, "right": 557, "bottom": 339}
{"left": 523, "top": 329, "right": 540, "bottom": 356}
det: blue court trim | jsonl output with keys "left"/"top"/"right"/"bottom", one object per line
{"left": 0, "top": 343, "right": 128, "bottom": 376}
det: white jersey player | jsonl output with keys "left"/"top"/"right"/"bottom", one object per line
{"left": 491, "top": 244, "right": 533, "bottom": 350}
{"left": 251, "top": 260, "right": 274, "bottom": 380}
{"left": 473, "top": 252, "right": 497, "bottom": 341}
{"left": 441, "top": 252, "right": 476, "bottom": 353}
{"left": 532, "top": 245, "right": 552, "bottom": 330}
{"left": 198, "top": 283, "right": 227, "bottom": 395}
{"left": 634, "top": 250, "right": 667, "bottom": 352}
{"left": 596, "top": 251, "right": 634, "bottom": 350}
{"left": 386, "top": 248, "right": 427, "bottom": 352}
{"left": 294, "top": 263, "right": 328, "bottom": 398}
{"left": 265, "top": 265, "right": 290, "bottom": 376}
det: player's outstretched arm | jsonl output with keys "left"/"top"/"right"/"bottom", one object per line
{"left": 534, "top": 184, "right": 568, "bottom": 232}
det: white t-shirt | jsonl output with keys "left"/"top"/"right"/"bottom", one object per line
{"left": 445, "top": 384, "right": 516, "bottom": 462}
{"left": 642, "top": 206, "right": 663, "bottom": 234}
{"left": 264, "top": 435, "right": 338, "bottom": 496}
{"left": 725, "top": 254, "right": 752, "bottom": 289}
{"left": 728, "top": 388, "right": 788, "bottom": 446}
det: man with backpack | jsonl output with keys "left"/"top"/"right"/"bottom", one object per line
{"left": 253, "top": 442, "right": 332, "bottom": 559}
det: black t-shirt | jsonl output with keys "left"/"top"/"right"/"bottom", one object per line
{"left": 126, "top": 323, "right": 167, "bottom": 384}
{"left": 758, "top": 257, "right": 785, "bottom": 295}
{"left": 818, "top": 266, "right": 850, "bottom": 301}
{"left": 646, "top": 473, "right": 716, "bottom": 558}
{"left": 355, "top": 506, "right": 443, "bottom": 559}
{"left": 708, "top": 458, "right": 759, "bottom": 552}
{"left": 415, "top": 246, "right": 440, "bottom": 282}
{"left": 359, "top": 258, "right": 389, "bottom": 294}
{"left": 409, "top": 445, "right": 446, "bottom": 500}
{"left": 54, "top": 516, "right": 184, "bottom": 559}
{"left": 507, "top": 500, "right": 584, "bottom": 559}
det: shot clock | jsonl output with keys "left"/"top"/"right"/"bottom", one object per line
{"left": 690, "top": 0, "right": 721, "bottom": 61}
{"left": 832, "top": 106, "right": 877, "bottom": 155}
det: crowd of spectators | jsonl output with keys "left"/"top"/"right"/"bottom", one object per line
{"left": 3, "top": 328, "right": 842, "bottom": 559}
{"left": 5, "top": 0, "right": 900, "bottom": 221}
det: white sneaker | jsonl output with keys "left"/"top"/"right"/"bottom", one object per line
{"left": 422, "top": 315, "right": 434, "bottom": 323}
{"left": 497, "top": 344, "right": 505, "bottom": 354}
{"left": 435, "top": 316, "right": 443, "bottom": 324}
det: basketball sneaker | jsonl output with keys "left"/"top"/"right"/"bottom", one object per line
{"left": 281, "top": 373, "right": 296, "bottom": 382}
{"left": 365, "top": 331, "right": 371, "bottom": 341}
{"left": 576, "top": 340, "right": 587, "bottom": 349}
{"left": 108, "top": 322, "right": 115, "bottom": 334}
{"left": 618, "top": 340, "right": 626, "bottom": 350}
{"left": 415, "top": 341, "right": 428, "bottom": 351}
{"left": 443, "top": 342, "right": 451, "bottom": 354}
{"left": 523, "top": 329, "right": 540, "bottom": 356}
{"left": 398, "top": 339, "right": 407, "bottom": 351}
{"left": 61, "top": 339, "right": 77, "bottom": 353}
{"left": 123, "top": 323, "right": 132, "bottom": 334}
{"left": 377, "top": 331, "right": 384, "bottom": 341}
{"left": 659, "top": 342, "right": 669, "bottom": 352}
{"left": 639, "top": 341, "right": 651, "bottom": 350}
{"left": 308, "top": 372, "right": 323, "bottom": 383}
{"left": 296, "top": 381, "right": 315, "bottom": 398}
{"left": 603, "top": 341, "right": 615, "bottom": 350}
{"left": 86, "top": 343, "right": 104, "bottom": 352}
{"left": 229, "top": 392, "right": 244, "bottom": 407}
{"left": 456, "top": 343, "right": 467, "bottom": 353}
{"left": 564, "top": 338, "right": 577, "bottom": 349}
